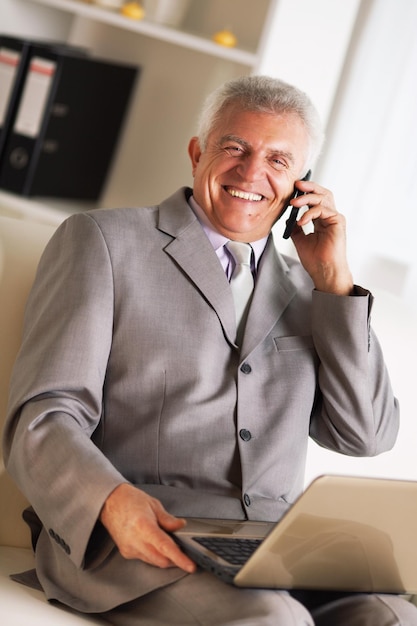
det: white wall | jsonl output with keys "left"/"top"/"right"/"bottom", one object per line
{"left": 256, "top": 0, "right": 361, "bottom": 125}
{"left": 315, "top": 0, "right": 417, "bottom": 311}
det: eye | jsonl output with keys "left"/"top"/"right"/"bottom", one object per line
{"left": 270, "top": 157, "right": 286, "bottom": 170}
{"left": 223, "top": 144, "right": 245, "bottom": 156}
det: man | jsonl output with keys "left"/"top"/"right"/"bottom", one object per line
{"left": 4, "top": 76, "right": 416, "bottom": 624}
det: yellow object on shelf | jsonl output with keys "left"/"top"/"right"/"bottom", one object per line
{"left": 121, "top": 2, "right": 145, "bottom": 20}
{"left": 212, "top": 29, "right": 237, "bottom": 48}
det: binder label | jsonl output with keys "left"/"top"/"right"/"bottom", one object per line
{"left": 0, "top": 48, "right": 21, "bottom": 126}
{"left": 14, "top": 57, "right": 56, "bottom": 138}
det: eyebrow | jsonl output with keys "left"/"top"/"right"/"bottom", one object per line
{"left": 219, "top": 134, "right": 250, "bottom": 149}
{"left": 218, "top": 134, "right": 295, "bottom": 166}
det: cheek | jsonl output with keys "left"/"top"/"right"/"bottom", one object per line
{"left": 194, "top": 160, "right": 218, "bottom": 186}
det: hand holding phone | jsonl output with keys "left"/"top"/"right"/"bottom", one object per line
{"left": 283, "top": 170, "right": 312, "bottom": 239}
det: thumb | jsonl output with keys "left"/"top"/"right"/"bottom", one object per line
{"left": 158, "top": 511, "right": 186, "bottom": 532}
{"left": 156, "top": 507, "right": 187, "bottom": 532}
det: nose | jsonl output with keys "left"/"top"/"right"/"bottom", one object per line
{"left": 235, "top": 153, "right": 265, "bottom": 181}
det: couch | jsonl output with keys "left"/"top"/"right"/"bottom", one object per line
{"left": 0, "top": 214, "right": 104, "bottom": 623}
{"left": 1, "top": 212, "right": 416, "bottom": 622}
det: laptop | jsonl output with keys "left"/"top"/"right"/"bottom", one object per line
{"left": 174, "top": 475, "right": 417, "bottom": 594}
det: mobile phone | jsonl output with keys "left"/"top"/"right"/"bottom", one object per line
{"left": 283, "top": 170, "right": 312, "bottom": 239}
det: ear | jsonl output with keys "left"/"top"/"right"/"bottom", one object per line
{"left": 188, "top": 137, "right": 202, "bottom": 176}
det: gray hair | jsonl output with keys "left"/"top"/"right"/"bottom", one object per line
{"left": 196, "top": 75, "right": 324, "bottom": 173}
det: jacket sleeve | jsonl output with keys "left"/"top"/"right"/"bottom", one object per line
{"left": 3, "top": 213, "right": 126, "bottom": 569}
{"left": 309, "top": 287, "right": 399, "bottom": 456}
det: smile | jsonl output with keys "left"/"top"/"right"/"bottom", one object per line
{"left": 225, "top": 187, "right": 263, "bottom": 202}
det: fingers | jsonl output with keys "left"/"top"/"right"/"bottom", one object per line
{"left": 290, "top": 181, "right": 342, "bottom": 230}
{"left": 145, "top": 504, "right": 196, "bottom": 573}
{"left": 100, "top": 484, "right": 196, "bottom": 573}
{"left": 288, "top": 179, "right": 354, "bottom": 295}
{"left": 296, "top": 204, "right": 343, "bottom": 232}
{"left": 129, "top": 519, "right": 196, "bottom": 573}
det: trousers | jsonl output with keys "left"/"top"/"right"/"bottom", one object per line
{"left": 96, "top": 571, "right": 417, "bottom": 625}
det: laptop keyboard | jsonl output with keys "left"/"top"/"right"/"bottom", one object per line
{"left": 193, "top": 536, "right": 263, "bottom": 566}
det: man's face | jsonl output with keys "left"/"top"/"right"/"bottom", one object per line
{"left": 188, "top": 105, "right": 310, "bottom": 242}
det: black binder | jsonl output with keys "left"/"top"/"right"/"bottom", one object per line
{"left": 0, "top": 36, "right": 88, "bottom": 166}
{"left": 0, "top": 44, "right": 138, "bottom": 200}
{"left": 0, "top": 36, "right": 34, "bottom": 162}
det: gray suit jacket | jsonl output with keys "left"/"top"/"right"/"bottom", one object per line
{"left": 4, "top": 188, "right": 398, "bottom": 612}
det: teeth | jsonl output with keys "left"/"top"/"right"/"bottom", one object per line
{"left": 227, "top": 188, "right": 263, "bottom": 201}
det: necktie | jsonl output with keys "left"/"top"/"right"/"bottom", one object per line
{"left": 226, "top": 241, "right": 254, "bottom": 344}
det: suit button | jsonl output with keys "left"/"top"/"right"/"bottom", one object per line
{"left": 239, "top": 428, "right": 252, "bottom": 441}
{"left": 48, "top": 529, "right": 71, "bottom": 554}
{"left": 243, "top": 493, "right": 251, "bottom": 506}
{"left": 240, "top": 363, "right": 252, "bottom": 374}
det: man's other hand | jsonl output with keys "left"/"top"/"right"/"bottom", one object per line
{"left": 100, "top": 483, "right": 196, "bottom": 573}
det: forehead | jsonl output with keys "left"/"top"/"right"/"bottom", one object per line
{"left": 210, "top": 105, "right": 309, "bottom": 155}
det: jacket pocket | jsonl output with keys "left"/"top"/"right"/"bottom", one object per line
{"left": 273, "top": 335, "right": 315, "bottom": 352}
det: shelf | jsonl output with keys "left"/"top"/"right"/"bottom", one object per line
{"left": 24, "top": 0, "right": 259, "bottom": 65}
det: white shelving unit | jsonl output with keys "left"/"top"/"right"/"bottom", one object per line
{"left": 0, "top": 0, "right": 276, "bottom": 222}
{"left": 27, "top": 0, "right": 264, "bottom": 65}
{"left": 0, "top": 0, "right": 361, "bottom": 224}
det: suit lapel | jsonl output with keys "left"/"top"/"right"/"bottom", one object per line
{"left": 242, "top": 234, "right": 297, "bottom": 357}
{"left": 156, "top": 189, "right": 298, "bottom": 354}
{"left": 157, "top": 189, "right": 237, "bottom": 344}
